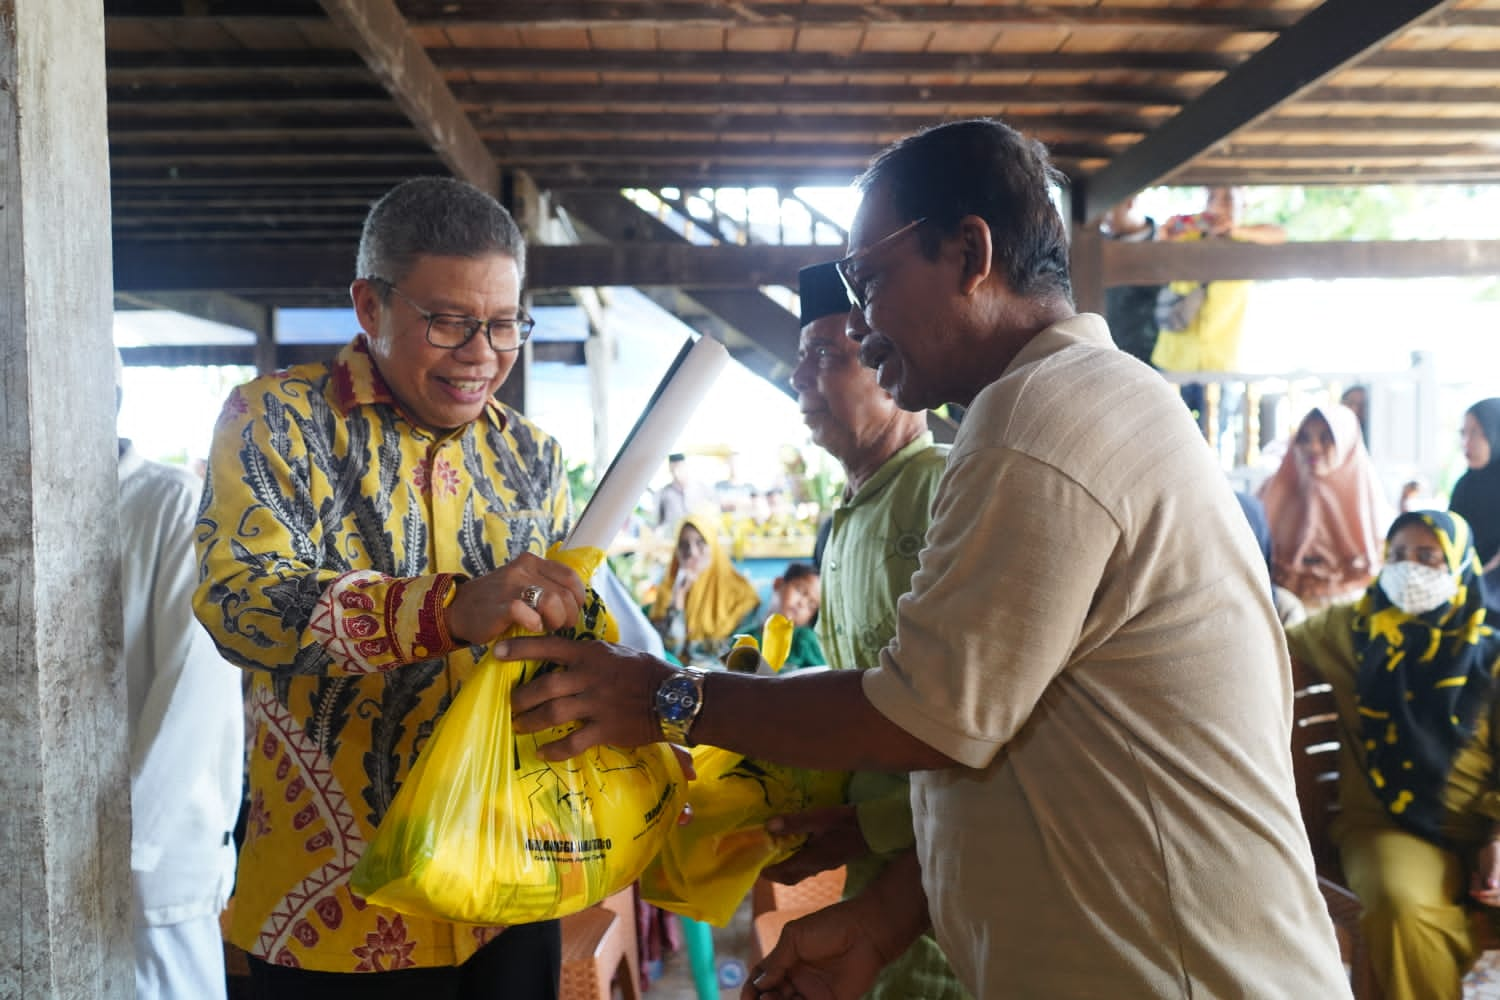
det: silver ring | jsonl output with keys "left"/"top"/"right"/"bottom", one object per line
{"left": 520, "top": 584, "right": 544, "bottom": 610}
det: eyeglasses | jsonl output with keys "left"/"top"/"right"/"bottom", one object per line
{"left": 834, "top": 217, "right": 928, "bottom": 312}
{"left": 368, "top": 277, "right": 534, "bottom": 353}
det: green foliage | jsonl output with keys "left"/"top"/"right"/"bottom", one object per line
{"left": 567, "top": 460, "right": 597, "bottom": 511}
{"left": 797, "top": 449, "right": 846, "bottom": 514}
{"left": 1251, "top": 186, "right": 1407, "bottom": 241}
{"left": 1237, "top": 184, "right": 1499, "bottom": 242}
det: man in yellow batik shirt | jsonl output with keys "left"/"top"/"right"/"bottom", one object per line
{"left": 194, "top": 177, "right": 587, "bottom": 999}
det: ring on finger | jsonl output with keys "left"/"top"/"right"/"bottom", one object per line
{"left": 521, "top": 584, "right": 544, "bottom": 610}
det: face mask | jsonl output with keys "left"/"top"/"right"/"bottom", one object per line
{"left": 1378, "top": 560, "right": 1458, "bottom": 616}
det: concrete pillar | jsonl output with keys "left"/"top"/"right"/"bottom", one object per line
{"left": 0, "top": 1, "right": 133, "bottom": 997}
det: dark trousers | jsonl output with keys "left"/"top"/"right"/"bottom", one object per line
{"left": 246, "top": 919, "right": 561, "bottom": 1000}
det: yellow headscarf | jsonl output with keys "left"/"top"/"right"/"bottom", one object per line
{"left": 652, "top": 514, "right": 760, "bottom": 645}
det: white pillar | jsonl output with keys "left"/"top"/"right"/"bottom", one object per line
{"left": 0, "top": 1, "right": 133, "bottom": 996}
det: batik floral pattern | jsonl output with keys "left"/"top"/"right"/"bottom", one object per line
{"left": 196, "top": 336, "right": 570, "bottom": 972}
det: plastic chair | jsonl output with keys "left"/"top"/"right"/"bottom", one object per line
{"left": 749, "top": 866, "right": 846, "bottom": 963}
{"left": 1290, "top": 657, "right": 1382, "bottom": 1000}
{"left": 560, "top": 889, "right": 641, "bottom": 1000}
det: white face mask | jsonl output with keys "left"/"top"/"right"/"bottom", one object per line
{"left": 1378, "top": 560, "right": 1458, "bottom": 616}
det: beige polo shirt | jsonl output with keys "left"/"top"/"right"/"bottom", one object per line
{"left": 864, "top": 314, "right": 1350, "bottom": 998}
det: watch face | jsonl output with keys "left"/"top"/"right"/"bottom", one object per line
{"left": 658, "top": 675, "right": 701, "bottom": 723}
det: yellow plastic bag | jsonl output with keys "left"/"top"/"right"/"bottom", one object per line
{"left": 350, "top": 545, "right": 688, "bottom": 926}
{"left": 638, "top": 617, "right": 849, "bottom": 925}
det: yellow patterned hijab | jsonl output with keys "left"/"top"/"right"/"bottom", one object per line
{"left": 652, "top": 514, "right": 760, "bottom": 645}
{"left": 1354, "top": 510, "right": 1500, "bottom": 842}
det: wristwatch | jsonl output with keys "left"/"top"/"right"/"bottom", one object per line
{"left": 654, "top": 668, "right": 707, "bottom": 745}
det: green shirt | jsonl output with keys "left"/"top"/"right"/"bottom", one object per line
{"left": 817, "top": 433, "right": 967, "bottom": 1000}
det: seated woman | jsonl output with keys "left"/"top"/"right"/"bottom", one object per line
{"left": 1451, "top": 397, "right": 1500, "bottom": 614}
{"left": 1286, "top": 510, "right": 1500, "bottom": 1000}
{"left": 1259, "top": 403, "right": 1391, "bottom": 610}
{"left": 649, "top": 514, "right": 759, "bottom": 668}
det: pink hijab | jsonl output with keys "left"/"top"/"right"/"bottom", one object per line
{"left": 1257, "top": 404, "right": 1391, "bottom": 602}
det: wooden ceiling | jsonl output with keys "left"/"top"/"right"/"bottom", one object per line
{"left": 104, "top": 0, "right": 1500, "bottom": 308}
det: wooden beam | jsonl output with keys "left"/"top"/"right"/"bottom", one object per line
{"left": 533, "top": 166, "right": 860, "bottom": 190}
{"left": 113, "top": 227, "right": 364, "bottom": 242}
{"left": 486, "top": 138, "right": 1115, "bottom": 165}
{"left": 113, "top": 241, "right": 842, "bottom": 293}
{"left": 1308, "top": 84, "right": 1500, "bottom": 106}
{"left": 107, "top": 81, "right": 389, "bottom": 104}
{"left": 473, "top": 110, "right": 1162, "bottom": 140}
{"left": 1200, "top": 142, "right": 1500, "bottom": 163}
{"left": 97, "top": 0, "right": 1500, "bottom": 31}
{"left": 398, "top": 2, "right": 1303, "bottom": 30}
{"left": 109, "top": 110, "right": 413, "bottom": 132}
{"left": 114, "top": 291, "right": 272, "bottom": 336}
{"left": 431, "top": 47, "right": 1243, "bottom": 76}
{"left": 115, "top": 238, "right": 1500, "bottom": 298}
{"left": 1079, "top": 0, "right": 1459, "bottom": 223}
{"left": 107, "top": 48, "right": 368, "bottom": 73}
{"left": 1362, "top": 50, "right": 1500, "bottom": 72}
{"left": 113, "top": 208, "right": 368, "bottom": 226}
{"left": 118, "top": 340, "right": 586, "bottom": 369}
{"left": 1103, "top": 238, "right": 1500, "bottom": 286}
{"left": 453, "top": 80, "right": 1194, "bottom": 110}
{"left": 1253, "top": 115, "right": 1500, "bottom": 136}
{"left": 110, "top": 162, "right": 436, "bottom": 185}
{"left": 1175, "top": 166, "right": 1500, "bottom": 186}
{"left": 316, "top": 0, "right": 498, "bottom": 191}
{"left": 104, "top": 0, "right": 320, "bottom": 15}
{"left": 110, "top": 149, "right": 439, "bottom": 167}
{"left": 111, "top": 192, "right": 385, "bottom": 209}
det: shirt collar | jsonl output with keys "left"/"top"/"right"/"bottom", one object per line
{"left": 1001, "top": 313, "right": 1113, "bottom": 379}
{"left": 329, "top": 334, "right": 509, "bottom": 433}
{"left": 843, "top": 432, "right": 937, "bottom": 509}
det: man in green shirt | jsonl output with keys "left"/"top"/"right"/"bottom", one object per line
{"left": 756, "top": 261, "right": 965, "bottom": 999}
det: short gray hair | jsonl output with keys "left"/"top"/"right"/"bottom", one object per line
{"left": 355, "top": 177, "right": 526, "bottom": 285}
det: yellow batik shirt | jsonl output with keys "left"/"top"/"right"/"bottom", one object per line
{"left": 194, "top": 336, "right": 570, "bottom": 972}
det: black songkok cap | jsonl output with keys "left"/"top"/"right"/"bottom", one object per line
{"left": 798, "top": 261, "right": 850, "bottom": 327}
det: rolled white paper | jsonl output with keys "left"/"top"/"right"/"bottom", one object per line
{"left": 568, "top": 335, "right": 731, "bottom": 551}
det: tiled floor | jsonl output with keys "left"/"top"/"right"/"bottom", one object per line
{"left": 1468, "top": 951, "right": 1500, "bottom": 999}
{"left": 645, "top": 898, "right": 755, "bottom": 999}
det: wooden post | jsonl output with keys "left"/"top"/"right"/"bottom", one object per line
{"left": 0, "top": 0, "right": 134, "bottom": 996}
{"left": 1070, "top": 223, "right": 1106, "bottom": 316}
{"left": 496, "top": 322, "right": 530, "bottom": 414}
{"left": 256, "top": 305, "right": 279, "bottom": 376}
{"left": 578, "top": 289, "right": 614, "bottom": 476}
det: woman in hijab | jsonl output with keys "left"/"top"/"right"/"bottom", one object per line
{"left": 1450, "top": 398, "right": 1500, "bottom": 614}
{"left": 649, "top": 513, "right": 760, "bottom": 667}
{"left": 1258, "top": 403, "right": 1392, "bottom": 610}
{"left": 1287, "top": 510, "right": 1500, "bottom": 1000}
{"left": 1234, "top": 490, "right": 1306, "bottom": 626}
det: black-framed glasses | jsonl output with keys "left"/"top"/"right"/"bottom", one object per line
{"left": 834, "top": 217, "right": 928, "bottom": 312}
{"left": 368, "top": 277, "right": 535, "bottom": 352}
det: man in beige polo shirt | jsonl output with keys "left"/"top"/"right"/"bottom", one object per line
{"left": 503, "top": 119, "right": 1351, "bottom": 998}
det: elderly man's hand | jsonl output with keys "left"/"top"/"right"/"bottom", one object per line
{"left": 744, "top": 899, "right": 887, "bottom": 1000}
{"left": 500, "top": 636, "right": 675, "bottom": 759}
{"left": 761, "top": 805, "right": 868, "bottom": 885}
{"left": 446, "top": 552, "right": 587, "bottom": 645}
